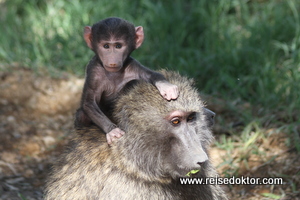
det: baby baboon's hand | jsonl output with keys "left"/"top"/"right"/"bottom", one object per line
{"left": 156, "top": 81, "right": 179, "bottom": 100}
{"left": 106, "top": 128, "right": 125, "bottom": 145}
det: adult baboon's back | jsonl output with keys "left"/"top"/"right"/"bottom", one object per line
{"left": 44, "top": 71, "right": 227, "bottom": 200}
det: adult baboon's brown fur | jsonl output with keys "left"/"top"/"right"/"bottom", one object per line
{"left": 44, "top": 71, "right": 227, "bottom": 200}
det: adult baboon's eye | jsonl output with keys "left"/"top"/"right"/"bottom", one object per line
{"left": 187, "top": 113, "right": 196, "bottom": 122}
{"left": 171, "top": 118, "right": 180, "bottom": 125}
{"left": 103, "top": 44, "right": 109, "bottom": 49}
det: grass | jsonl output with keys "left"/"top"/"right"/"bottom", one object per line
{"left": 215, "top": 121, "right": 266, "bottom": 176}
{"left": 213, "top": 119, "right": 299, "bottom": 198}
{"left": 0, "top": 0, "right": 299, "bottom": 196}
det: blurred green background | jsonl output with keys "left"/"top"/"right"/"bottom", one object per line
{"left": 1, "top": 0, "right": 299, "bottom": 109}
{"left": 0, "top": 0, "right": 299, "bottom": 146}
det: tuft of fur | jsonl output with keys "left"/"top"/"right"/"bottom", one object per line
{"left": 44, "top": 71, "right": 227, "bottom": 200}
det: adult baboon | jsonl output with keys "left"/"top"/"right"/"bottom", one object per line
{"left": 44, "top": 71, "right": 227, "bottom": 200}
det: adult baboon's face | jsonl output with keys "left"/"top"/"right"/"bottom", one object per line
{"left": 115, "top": 106, "right": 211, "bottom": 179}
{"left": 160, "top": 110, "right": 209, "bottom": 178}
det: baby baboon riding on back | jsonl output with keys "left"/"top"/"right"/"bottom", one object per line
{"left": 75, "top": 17, "right": 179, "bottom": 144}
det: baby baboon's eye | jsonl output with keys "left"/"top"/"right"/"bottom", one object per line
{"left": 116, "top": 43, "right": 122, "bottom": 49}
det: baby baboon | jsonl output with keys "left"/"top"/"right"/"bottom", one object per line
{"left": 44, "top": 71, "right": 227, "bottom": 200}
{"left": 75, "top": 17, "right": 178, "bottom": 144}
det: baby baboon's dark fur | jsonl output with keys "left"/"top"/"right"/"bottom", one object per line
{"left": 44, "top": 71, "right": 227, "bottom": 200}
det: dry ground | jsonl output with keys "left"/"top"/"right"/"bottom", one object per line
{"left": 0, "top": 68, "right": 299, "bottom": 200}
